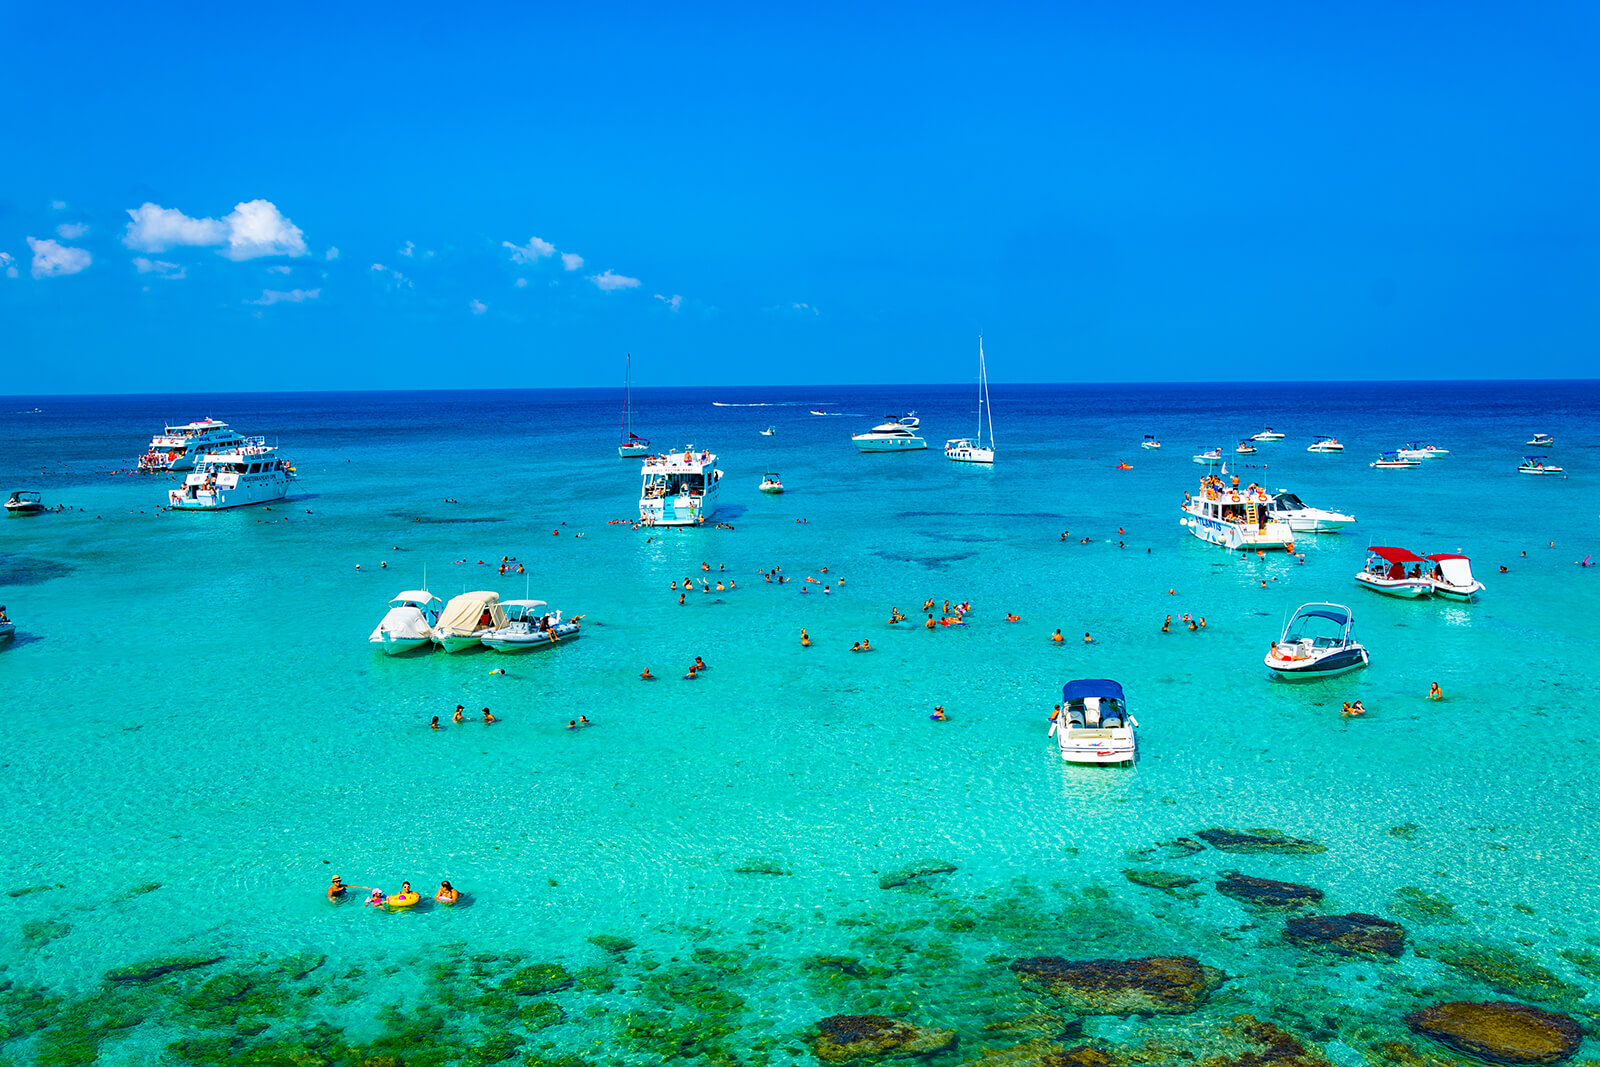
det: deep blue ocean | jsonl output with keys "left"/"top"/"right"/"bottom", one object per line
{"left": 1, "top": 380, "right": 1597, "bottom": 1065}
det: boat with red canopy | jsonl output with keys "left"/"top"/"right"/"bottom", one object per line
{"left": 1354, "top": 546, "right": 1433, "bottom": 598}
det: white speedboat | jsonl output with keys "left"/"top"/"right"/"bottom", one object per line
{"left": 1265, "top": 492, "right": 1356, "bottom": 532}
{"left": 1396, "top": 443, "right": 1443, "bottom": 462}
{"left": 1518, "top": 456, "right": 1564, "bottom": 475}
{"left": 758, "top": 472, "right": 784, "bottom": 493}
{"left": 1265, "top": 603, "right": 1369, "bottom": 679}
{"left": 639, "top": 447, "right": 723, "bottom": 525}
{"left": 760, "top": 426, "right": 775, "bottom": 436}
{"left": 1180, "top": 471, "right": 1295, "bottom": 551}
{"left": 1048, "top": 678, "right": 1138, "bottom": 765}
{"left": 1354, "top": 546, "right": 1434, "bottom": 598}
{"left": 1370, "top": 451, "right": 1418, "bottom": 469}
{"left": 137, "top": 418, "right": 246, "bottom": 472}
{"left": 1307, "top": 435, "right": 1344, "bottom": 453}
{"left": 167, "top": 440, "right": 295, "bottom": 510}
{"left": 4, "top": 490, "right": 44, "bottom": 516}
{"left": 368, "top": 590, "right": 443, "bottom": 655}
{"left": 1528, "top": 433, "right": 1554, "bottom": 447}
{"left": 480, "top": 600, "right": 580, "bottom": 652}
{"left": 1192, "top": 447, "right": 1223, "bottom": 465}
{"left": 854, "top": 414, "right": 926, "bottom": 452}
{"left": 432, "top": 591, "right": 506, "bottom": 652}
{"left": 1236, "top": 440, "right": 1257, "bottom": 455}
{"left": 617, "top": 353, "right": 650, "bottom": 458}
{"left": 946, "top": 336, "right": 996, "bottom": 465}
{"left": 1252, "top": 428, "right": 1286, "bottom": 441}
{"left": 1141, "top": 434, "right": 1161, "bottom": 450}
{"left": 1425, "top": 554, "right": 1484, "bottom": 601}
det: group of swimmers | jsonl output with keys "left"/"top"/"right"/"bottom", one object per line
{"left": 329, "top": 875, "right": 458, "bottom": 906}
{"left": 1161, "top": 614, "right": 1206, "bottom": 632}
{"left": 430, "top": 705, "right": 497, "bottom": 729}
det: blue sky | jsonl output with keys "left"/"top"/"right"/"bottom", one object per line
{"left": 3, "top": 1, "right": 1595, "bottom": 392}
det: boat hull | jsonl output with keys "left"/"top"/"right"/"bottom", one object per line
{"left": 481, "top": 629, "right": 581, "bottom": 652}
{"left": 4, "top": 505, "right": 44, "bottom": 517}
{"left": 0, "top": 622, "right": 13, "bottom": 641}
{"left": 1265, "top": 645, "right": 1369, "bottom": 678}
{"left": 618, "top": 445, "right": 651, "bottom": 458}
{"left": 944, "top": 445, "right": 994, "bottom": 464}
{"left": 854, "top": 436, "right": 927, "bottom": 452}
{"left": 1430, "top": 581, "right": 1483, "bottom": 601}
{"left": 435, "top": 634, "right": 489, "bottom": 653}
{"left": 372, "top": 635, "right": 432, "bottom": 656}
{"left": 1051, "top": 725, "right": 1136, "bottom": 765}
{"left": 1307, "top": 444, "right": 1343, "bottom": 453}
{"left": 1180, "top": 512, "right": 1295, "bottom": 551}
{"left": 1354, "top": 573, "right": 1432, "bottom": 598}
{"left": 1283, "top": 514, "right": 1356, "bottom": 533}
{"left": 1141, "top": 442, "right": 1161, "bottom": 450}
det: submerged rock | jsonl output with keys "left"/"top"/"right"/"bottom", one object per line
{"left": 587, "top": 934, "right": 636, "bottom": 955}
{"left": 1009, "top": 955, "right": 1223, "bottom": 1015}
{"left": 957, "top": 1037, "right": 1082, "bottom": 1067}
{"left": 1285, "top": 913, "right": 1405, "bottom": 958}
{"left": 812, "top": 1014, "right": 957, "bottom": 1062}
{"left": 1121, "top": 870, "right": 1199, "bottom": 896}
{"left": 1196, "top": 828, "right": 1326, "bottom": 855}
{"left": 1215, "top": 871, "right": 1323, "bottom": 911}
{"left": 1389, "top": 885, "right": 1462, "bottom": 925}
{"left": 502, "top": 962, "right": 573, "bottom": 995}
{"left": 734, "top": 857, "right": 791, "bottom": 875}
{"left": 878, "top": 861, "right": 958, "bottom": 890}
{"left": 5, "top": 884, "right": 60, "bottom": 899}
{"left": 1406, "top": 1000, "right": 1582, "bottom": 1064}
{"left": 1209, "top": 1014, "right": 1329, "bottom": 1066}
{"left": 1125, "top": 837, "right": 1207, "bottom": 861}
{"left": 105, "top": 954, "right": 225, "bottom": 982}
{"left": 1422, "top": 940, "right": 1585, "bottom": 1008}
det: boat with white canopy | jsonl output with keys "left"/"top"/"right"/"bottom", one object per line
{"left": 368, "top": 590, "right": 443, "bottom": 655}
{"left": 1265, "top": 603, "right": 1369, "bottom": 679}
{"left": 945, "top": 336, "right": 996, "bottom": 464}
{"left": 1048, "top": 679, "right": 1138, "bottom": 765}
{"left": 1306, "top": 435, "right": 1344, "bottom": 453}
{"left": 480, "top": 600, "right": 581, "bottom": 652}
{"left": 1251, "top": 428, "right": 1286, "bottom": 441}
{"left": 432, "top": 591, "right": 507, "bottom": 652}
{"left": 1354, "top": 546, "right": 1434, "bottom": 598}
{"left": 1425, "top": 554, "right": 1484, "bottom": 600}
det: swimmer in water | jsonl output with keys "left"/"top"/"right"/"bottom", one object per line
{"left": 482, "top": 708, "right": 497, "bottom": 723}
{"left": 801, "top": 629, "right": 811, "bottom": 646}
{"left": 489, "top": 668, "right": 506, "bottom": 675}
{"left": 1051, "top": 629, "right": 1064, "bottom": 643}
{"left": 640, "top": 668, "right": 656, "bottom": 680}
{"left": 567, "top": 720, "right": 578, "bottom": 729}
{"left": 328, "top": 875, "right": 357, "bottom": 901}
{"left": 453, "top": 705, "right": 465, "bottom": 723}
{"left": 579, "top": 716, "right": 590, "bottom": 726}
{"left": 1083, "top": 632, "right": 1092, "bottom": 643}
{"left": 1428, "top": 682, "right": 1443, "bottom": 700}
{"left": 931, "top": 705, "right": 948, "bottom": 721}
{"left": 430, "top": 716, "right": 441, "bottom": 730}
{"left": 850, "top": 641, "right": 861, "bottom": 652}
{"left": 1161, "top": 615, "right": 1170, "bottom": 633}
{"left": 860, "top": 639, "right": 872, "bottom": 651}
{"left": 693, "top": 657, "right": 707, "bottom": 671}
{"left": 925, "top": 614, "right": 936, "bottom": 629}
{"left": 365, "top": 889, "right": 386, "bottom": 908}
{"left": 435, "top": 880, "right": 458, "bottom": 904}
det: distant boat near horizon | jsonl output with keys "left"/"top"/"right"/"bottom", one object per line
{"left": 944, "top": 335, "right": 995, "bottom": 465}
{"left": 618, "top": 354, "right": 650, "bottom": 458}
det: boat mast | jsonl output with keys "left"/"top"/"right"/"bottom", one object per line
{"left": 620, "top": 353, "right": 632, "bottom": 444}
{"left": 979, "top": 335, "right": 994, "bottom": 450}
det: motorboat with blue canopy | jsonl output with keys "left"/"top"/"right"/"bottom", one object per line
{"left": 1265, "top": 602, "right": 1369, "bottom": 678}
{"left": 1048, "top": 678, "right": 1138, "bottom": 764}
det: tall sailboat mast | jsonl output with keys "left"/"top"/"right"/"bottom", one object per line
{"left": 979, "top": 335, "right": 994, "bottom": 449}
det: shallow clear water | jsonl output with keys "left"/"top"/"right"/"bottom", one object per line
{"left": 1, "top": 382, "right": 1597, "bottom": 1064}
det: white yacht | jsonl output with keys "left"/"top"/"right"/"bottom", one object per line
{"left": 1354, "top": 546, "right": 1434, "bottom": 598}
{"left": 1192, "top": 447, "right": 1223, "bottom": 465}
{"left": 1266, "top": 603, "right": 1369, "bottom": 679}
{"left": 368, "top": 591, "right": 443, "bottom": 655}
{"left": 945, "top": 336, "right": 996, "bottom": 464}
{"left": 1235, "top": 440, "right": 1257, "bottom": 455}
{"left": 617, "top": 354, "right": 650, "bottom": 458}
{"left": 1180, "top": 471, "right": 1295, "bottom": 551}
{"left": 639, "top": 447, "right": 723, "bottom": 525}
{"left": 138, "top": 419, "right": 246, "bottom": 472}
{"left": 1141, "top": 434, "right": 1161, "bottom": 450}
{"left": 1251, "top": 428, "right": 1286, "bottom": 441}
{"left": 167, "top": 440, "right": 295, "bottom": 510}
{"left": 5, "top": 490, "right": 44, "bottom": 517}
{"left": 758, "top": 472, "right": 784, "bottom": 493}
{"left": 481, "top": 600, "right": 581, "bottom": 652}
{"left": 854, "top": 414, "right": 926, "bottom": 452}
{"left": 1048, "top": 679, "right": 1138, "bottom": 765}
{"left": 1265, "top": 492, "right": 1356, "bottom": 533}
{"left": 432, "top": 591, "right": 506, "bottom": 653}
{"left": 760, "top": 426, "right": 776, "bottom": 436}
{"left": 1518, "top": 456, "right": 1564, "bottom": 475}
{"left": 1425, "top": 554, "right": 1484, "bottom": 601}
{"left": 1307, "top": 435, "right": 1344, "bottom": 453}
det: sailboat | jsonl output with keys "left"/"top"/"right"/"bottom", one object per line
{"left": 944, "top": 335, "right": 995, "bottom": 464}
{"left": 618, "top": 353, "right": 650, "bottom": 458}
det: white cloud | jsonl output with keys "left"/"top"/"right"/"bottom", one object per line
{"left": 325, "top": 246, "right": 340, "bottom": 261}
{"left": 793, "top": 302, "right": 819, "bottom": 315}
{"left": 133, "top": 257, "right": 186, "bottom": 279}
{"left": 268, "top": 265, "right": 292, "bottom": 274}
{"left": 590, "top": 269, "right": 640, "bottom": 291}
{"left": 56, "top": 222, "right": 89, "bottom": 240}
{"left": 654, "top": 293, "right": 682, "bottom": 311}
{"left": 370, "top": 263, "right": 412, "bottom": 289}
{"left": 27, "top": 237, "right": 92, "bottom": 278}
{"left": 122, "top": 199, "right": 307, "bottom": 259}
{"left": 400, "top": 240, "right": 416, "bottom": 257}
{"left": 50, "top": 199, "right": 67, "bottom": 211}
{"left": 561, "top": 252, "right": 584, "bottom": 272}
{"left": 0, "top": 252, "right": 16, "bottom": 279}
{"left": 503, "top": 236, "right": 556, "bottom": 264}
{"left": 469, "top": 298, "right": 488, "bottom": 315}
{"left": 514, "top": 277, "right": 528, "bottom": 288}
{"left": 249, "top": 287, "right": 320, "bottom": 306}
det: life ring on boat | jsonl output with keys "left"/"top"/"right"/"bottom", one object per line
{"left": 386, "top": 891, "right": 421, "bottom": 908}
{"left": 1231, "top": 493, "right": 1240, "bottom": 501}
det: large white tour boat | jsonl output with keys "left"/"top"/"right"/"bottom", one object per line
{"left": 138, "top": 419, "right": 246, "bottom": 472}
{"left": 1179, "top": 472, "right": 1295, "bottom": 551}
{"left": 1048, "top": 678, "right": 1138, "bottom": 765}
{"left": 639, "top": 447, "right": 723, "bottom": 525}
{"left": 853, "top": 415, "right": 926, "bottom": 452}
{"left": 167, "top": 440, "right": 295, "bottom": 510}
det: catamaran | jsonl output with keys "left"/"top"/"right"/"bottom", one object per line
{"left": 617, "top": 354, "right": 650, "bottom": 458}
{"left": 945, "top": 336, "right": 995, "bottom": 464}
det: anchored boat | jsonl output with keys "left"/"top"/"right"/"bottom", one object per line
{"left": 1048, "top": 679, "right": 1138, "bottom": 765}
{"left": 639, "top": 447, "right": 723, "bottom": 525}
{"left": 617, "top": 354, "right": 650, "bottom": 458}
{"left": 944, "top": 336, "right": 996, "bottom": 464}
{"left": 854, "top": 414, "right": 926, "bottom": 452}
{"left": 1180, "top": 471, "right": 1295, "bottom": 551}
{"left": 1425, "top": 554, "right": 1484, "bottom": 600}
{"left": 4, "top": 490, "right": 44, "bottom": 517}
{"left": 1265, "top": 492, "right": 1355, "bottom": 533}
{"left": 369, "top": 590, "right": 443, "bottom": 655}
{"left": 167, "top": 440, "right": 295, "bottom": 510}
{"left": 1265, "top": 603, "right": 1369, "bottom": 679}
{"left": 432, "top": 592, "right": 506, "bottom": 653}
{"left": 480, "top": 600, "right": 581, "bottom": 652}
{"left": 1306, "top": 435, "right": 1344, "bottom": 453}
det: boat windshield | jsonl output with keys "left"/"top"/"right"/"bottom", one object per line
{"left": 1282, "top": 607, "right": 1350, "bottom": 647}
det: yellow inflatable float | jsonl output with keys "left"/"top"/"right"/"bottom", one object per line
{"left": 385, "top": 882, "right": 421, "bottom": 908}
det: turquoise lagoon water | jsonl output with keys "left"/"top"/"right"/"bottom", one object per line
{"left": 1, "top": 382, "right": 1598, "bottom": 1064}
